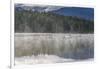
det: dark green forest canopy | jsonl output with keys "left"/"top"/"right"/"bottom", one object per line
{"left": 15, "top": 11, "right": 94, "bottom": 33}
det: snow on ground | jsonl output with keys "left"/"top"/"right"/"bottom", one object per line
{"left": 15, "top": 54, "right": 93, "bottom": 65}
{"left": 15, "top": 54, "right": 75, "bottom": 65}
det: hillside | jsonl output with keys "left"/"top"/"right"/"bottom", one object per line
{"left": 15, "top": 10, "right": 94, "bottom": 33}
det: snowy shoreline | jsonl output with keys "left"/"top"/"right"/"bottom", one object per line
{"left": 15, "top": 54, "right": 93, "bottom": 65}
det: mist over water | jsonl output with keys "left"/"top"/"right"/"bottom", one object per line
{"left": 15, "top": 33, "right": 94, "bottom": 64}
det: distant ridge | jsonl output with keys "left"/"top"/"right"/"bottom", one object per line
{"left": 15, "top": 4, "right": 94, "bottom": 20}
{"left": 15, "top": 4, "right": 63, "bottom": 12}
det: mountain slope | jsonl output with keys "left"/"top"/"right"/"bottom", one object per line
{"left": 15, "top": 4, "right": 62, "bottom": 12}
{"left": 52, "top": 7, "right": 94, "bottom": 20}
{"left": 15, "top": 4, "right": 94, "bottom": 20}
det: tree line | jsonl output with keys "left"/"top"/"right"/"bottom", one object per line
{"left": 15, "top": 10, "right": 94, "bottom": 33}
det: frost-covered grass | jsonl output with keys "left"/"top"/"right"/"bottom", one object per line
{"left": 15, "top": 33, "right": 94, "bottom": 60}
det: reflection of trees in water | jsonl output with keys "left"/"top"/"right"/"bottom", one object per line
{"left": 15, "top": 33, "right": 94, "bottom": 60}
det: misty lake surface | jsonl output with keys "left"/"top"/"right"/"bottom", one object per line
{"left": 15, "top": 33, "right": 94, "bottom": 65}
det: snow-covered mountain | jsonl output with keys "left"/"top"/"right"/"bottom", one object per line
{"left": 15, "top": 4, "right": 63, "bottom": 12}
{"left": 15, "top": 4, "right": 94, "bottom": 20}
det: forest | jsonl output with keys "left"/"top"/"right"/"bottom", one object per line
{"left": 15, "top": 10, "right": 94, "bottom": 33}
